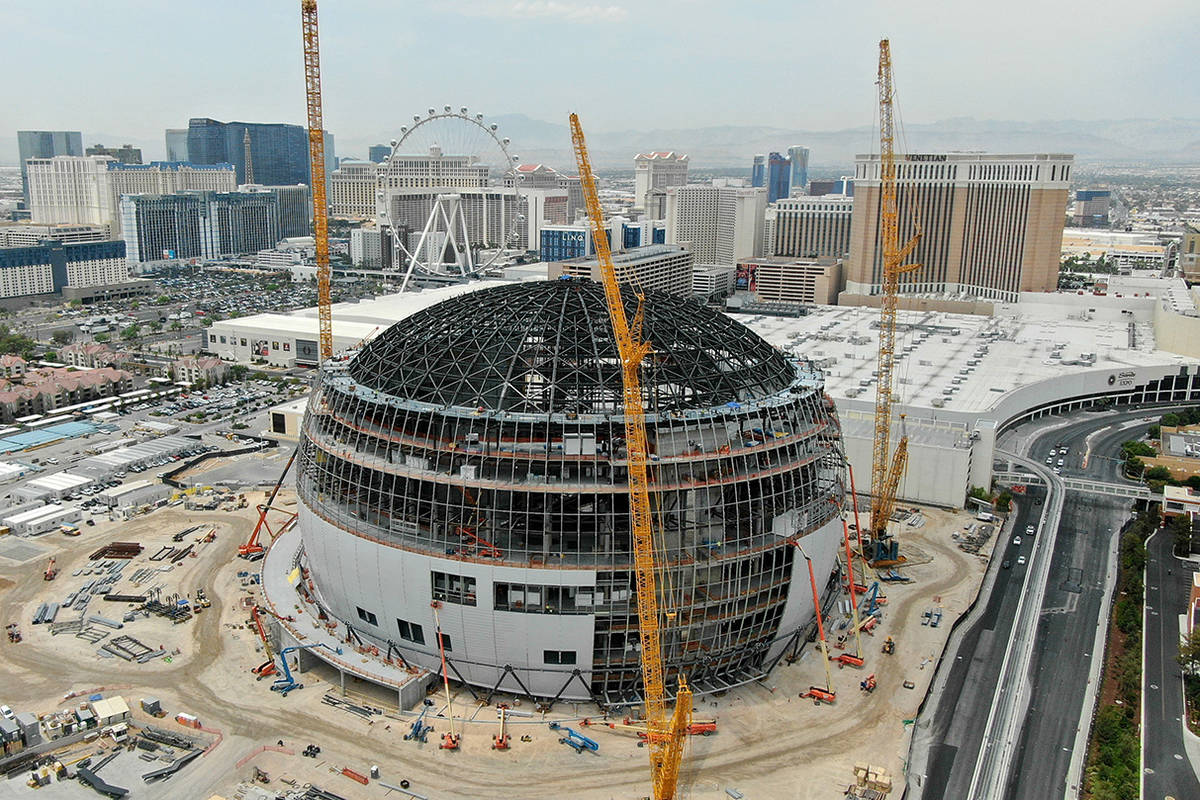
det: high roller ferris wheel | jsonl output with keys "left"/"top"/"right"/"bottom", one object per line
{"left": 376, "top": 106, "right": 527, "bottom": 291}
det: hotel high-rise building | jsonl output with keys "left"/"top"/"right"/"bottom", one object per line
{"left": 186, "top": 118, "right": 334, "bottom": 187}
{"left": 666, "top": 184, "right": 766, "bottom": 266}
{"left": 25, "top": 156, "right": 237, "bottom": 235}
{"left": 85, "top": 144, "right": 142, "bottom": 164}
{"left": 787, "top": 145, "right": 810, "bottom": 194}
{"left": 17, "top": 131, "right": 83, "bottom": 204}
{"left": 329, "top": 160, "right": 379, "bottom": 219}
{"left": 119, "top": 191, "right": 279, "bottom": 266}
{"left": 165, "top": 129, "right": 189, "bottom": 162}
{"left": 634, "top": 152, "right": 688, "bottom": 216}
{"left": 845, "top": 152, "right": 1073, "bottom": 301}
{"left": 767, "top": 195, "right": 853, "bottom": 260}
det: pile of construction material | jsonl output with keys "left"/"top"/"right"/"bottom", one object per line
{"left": 955, "top": 521, "right": 995, "bottom": 555}
{"left": 848, "top": 762, "right": 893, "bottom": 797}
{"left": 89, "top": 542, "right": 144, "bottom": 560}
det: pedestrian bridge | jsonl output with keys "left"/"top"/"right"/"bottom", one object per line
{"left": 992, "top": 471, "right": 1153, "bottom": 501}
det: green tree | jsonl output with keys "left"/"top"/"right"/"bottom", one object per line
{"left": 1180, "top": 626, "right": 1200, "bottom": 675}
{"left": 1146, "top": 466, "right": 1173, "bottom": 482}
{"left": 1162, "top": 413, "right": 1181, "bottom": 428}
{"left": 50, "top": 329, "right": 74, "bottom": 346}
{"left": 229, "top": 364, "right": 249, "bottom": 380}
{"left": 0, "top": 325, "right": 37, "bottom": 359}
{"left": 170, "top": 321, "right": 183, "bottom": 332}
{"left": 120, "top": 324, "right": 141, "bottom": 341}
{"left": 94, "top": 333, "right": 111, "bottom": 343}
{"left": 1148, "top": 425, "right": 1161, "bottom": 439}
{"left": 967, "top": 485, "right": 991, "bottom": 504}
{"left": 150, "top": 321, "right": 162, "bottom": 333}
{"left": 1171, "top": 513, "right": 1196, "bottom": 557}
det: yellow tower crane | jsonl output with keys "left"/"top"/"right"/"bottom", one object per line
{"left": 569, "top": 113, "right": 692, "bottom": 800}
{"left": 868, "top": 39, "right": 922, "bottom": 560}
{"left": 300, "top": 0, "right": 333, "bottom": 361}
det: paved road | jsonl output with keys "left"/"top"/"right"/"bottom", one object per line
{"left": 914, "top": 408, "right": 1156, "bottom": 799}
{"left": 920, "top": 489, "right": 1040, "bottom": 798}
{"left": 1144, "top": 529, "right": 1200, "bottom": 799}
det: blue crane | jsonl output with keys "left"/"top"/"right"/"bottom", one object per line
{"left": 404, "top": 699, "right": 435, "bottom": 743}
{"left": 270, "top": 642, "right": 343, "bottom": 696}
{"left": 549, "top": 721, "right": 599, "bottom": 753}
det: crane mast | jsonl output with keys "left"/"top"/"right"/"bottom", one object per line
{"left": 569, "top": 113, "right": 691, "bottom": 800}
{"left": 301, "top": 0, "right": 333, "bottom": 361}
{"left": 868, "top": 39, "right": 921, "bottom": 549}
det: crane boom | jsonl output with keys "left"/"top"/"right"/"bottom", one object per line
{"left": 868, "top": 39, "right": 921, "bottom": 545}
{"left": 301, "top": 0, "right": 333, "bottom": 361}
{"left": 569, "top": 113, "right": 691, "bottom": 800}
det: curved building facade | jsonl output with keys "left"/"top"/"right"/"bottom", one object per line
{"left": 296, "top": 280, "right": 847, "bottom": 705}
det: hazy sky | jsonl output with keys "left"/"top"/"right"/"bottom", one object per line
{"left": 4, "top": 0, "right": 1198, "bottom": 160}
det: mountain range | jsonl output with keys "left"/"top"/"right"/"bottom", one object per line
{"left": 4, "top": 116, "right": 1199, "bottom": 174}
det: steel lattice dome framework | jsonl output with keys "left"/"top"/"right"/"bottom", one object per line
{"left": 296, "top": 279, "right": 848, "bottom": 706}
{"left": 348, "top": 280, "right": 797, "bottom": 414}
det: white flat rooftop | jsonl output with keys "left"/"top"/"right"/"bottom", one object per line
{"left": 3, "top": 504, "right": 75, "bottom": 525}
{"left": 734, "top": 300, "right": 1187, "bottom": 415}
{"left": 25, "top": 472, "right": 92, "bottom": 491}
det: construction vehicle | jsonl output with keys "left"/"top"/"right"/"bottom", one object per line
{"left": 570, "top": 113, "right": 690, "bottom": 800}
{"left": 841, "top": 520, "right": 864, "bottom": 660}
{"left": 861, "top": 582, "right": 885, "bottom": 618}
{"left": 602, "top": 718, "right": 718, "bottom": 739}
{"left": 250, "top": 605, "right": 296, "bottom": 678}
{"left": 239, "top": 448, "right": 298, "bottom": 559}
{"left": 833, "top": 653, "right": 865, "bottom": 669}
{"left": 881, "top": 636, "right": 896, "bottom": 655}
{"left": 43, "top": 558, "right": 58, "bottom": 581}
{"left": 795, "top": 543, "right": 836, "bottom": 705}
{"left": 404, "top": 700, "right": 435, "bottom": 743}
{"left": 860, "top": 674, "right": 877, "bottom": 693}
{"left": 430, "top": 602, "right": 460, "bottom": 750}
{"left": 6, "top": 623, "right": 21, "bottom": 643}
{"left": 492, "top": 707, "right": 510, "bottom": 750}
{"left": 271, "top": 642, "right": 342, "bottom": 696}
{"left": 455, "top": 525, "right": 502, "bottom": 560}
{"left": 300, "top": 0, "right": 333, "bottom": 361}
{"left": 250, "top": 606, "right": 277, "bottom": 679}
{"left": 549, "top": 721, "right": 599, "bottom": 754}
{"left": 195, "top": 589, "right": 211, "bottom": 609}
{"left": 866, "top": 39, "right": 922, "bottom": 566}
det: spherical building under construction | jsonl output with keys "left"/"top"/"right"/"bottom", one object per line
{"left": 294, "top": 279, "right": 847, "bottom": 706}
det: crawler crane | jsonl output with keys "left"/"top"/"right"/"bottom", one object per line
{"left": 300, "top": 0, "right": 333, "bottom": 361}
{"left": 867, "top": 39, "right": 922, "bottom": 564}
{"left": 570, "top": 114, "right": 692, "bottom": 800}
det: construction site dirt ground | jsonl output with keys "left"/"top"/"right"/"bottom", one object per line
{"left": 0, "top": 496, "right": 996, "bottom": 800}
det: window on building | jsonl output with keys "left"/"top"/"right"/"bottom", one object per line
{"left": 272, "top": 341, "right": 279, "bottom": 350}
{"left": 240, "top": 338, "right": 247, "bottom": 347}
{"left": 271, "top": 412, "right": 287, "bottom": 434}
{"left": 219, "top": 336, "right": 227, "bottom": 344}
{"left": 432, "top": 571, "right": 477, "bottom": 606}
{"left": 397, "top": 618, "right": 425, "bottom": 645}
{"left": 437, "top": 632, "right": 452, "bottom": 651}
{"left": 356, "top": 606, "right": 378, "bottom": 626}
{"left": 494, "top": 582, "right": 593, "bottom": 613}
{"left": 283, "top": 343, "right": 290, "bottom": 351}
{"left": 544, "top": 649, "right": 576, "bottom": 665}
